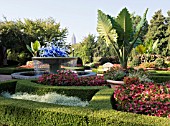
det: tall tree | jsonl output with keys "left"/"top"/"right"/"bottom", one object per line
{"left": 165, "top": 11, "right": 170, "bottom": 56}
{"left": 94, "top": 36, "right": 115, "bottom": 57}
{"left": 145, "top": 10, "right": 168, "bottom": 56}
{"left": 71, "top": 34, "right": 96, "bottom": 63}
{"left": 0, "top": 17, "right": 68, "bottom": 65}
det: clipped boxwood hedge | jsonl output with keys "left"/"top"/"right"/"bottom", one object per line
{"left": 0, "top": 88, "right": 170, "bottom": 126}
{"left": 149, "top": 76, "right": 170, "bottom": 83}
{"left": 15, "top": 80, "right": 106, "bottom": 101}
{"left": 148, "top": 71, "right": 170, "bottom": 83}
{"left": 0, "top": 80, "right": 170, "bottom": 125}
{"left": 0, "top": 80, "right": 17, "bottom": 94}
{"left": 0, "top": 66, "right": 33, "bottom": 75}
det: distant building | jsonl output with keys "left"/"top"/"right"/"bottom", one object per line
{"left": 71, "top": 34, "right": 76, "bottom": 45}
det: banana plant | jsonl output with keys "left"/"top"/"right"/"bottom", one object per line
{"left": 26, "top": 40, "right": 41, "bottom": 57}
{"left": 97, "top": 8, "right": 148, "bottom": 69}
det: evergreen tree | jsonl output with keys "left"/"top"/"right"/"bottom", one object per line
{"left": 71, "top": 34, "right": 96, "bottom": 63}
{"left": 94, "top": 36, "right": 115, "bottom": 57}
{"left": 165, "top": 11, "right": 170, "bottom": 56}
{"left": 145, "top": 10, "right": 168, "bottom": 56}
{"left": 131, "top": 14, "right": 148, "bottom": 42}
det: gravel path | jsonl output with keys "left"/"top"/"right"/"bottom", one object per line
{"left": 0, "top": 74, "right": 12, "bottom": 82}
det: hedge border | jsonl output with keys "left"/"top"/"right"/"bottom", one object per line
{"left": 0, "top": 80, "right": 17, "bottom": 94}
{"left": 0, "top": 67, "right": 33, "bottom": 75}
{"left": 15, "top": 80, "right": 106, "bottom": 101}
{"left": 0, "top": 80, "right": 170, "bottom": 125}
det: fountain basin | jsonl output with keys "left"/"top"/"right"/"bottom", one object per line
{"left": 11, "top": 71, "right": 48, "bottom": 79}
{"left": 11, "top": 71, "right": 96, "bottom": 79}
{"left": 32, "top": 57, "right": 77, "bottom": 73}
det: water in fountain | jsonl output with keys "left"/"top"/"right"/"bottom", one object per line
{"left": 32, "top": 39, "right": 77, "bottom": 74}
{"left": 11, "top": 39, "right": 96, "bottom": 79}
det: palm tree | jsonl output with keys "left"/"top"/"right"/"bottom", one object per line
{"left": 97, "top": 8, "right": 148, "bottom": 69}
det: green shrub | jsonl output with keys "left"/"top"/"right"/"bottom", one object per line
{"left": 16, "top": 80, "right": 105, "bottom": 101}
{"left": 0, "top": 66, "right": 33, "bottom": 74}
{"left": 131, "top": 56, "right": 141, "bottom": 67}
{"left": 0, "top": 80, "right": 17, "bottom": 94}
{"left": 98, "top": 56, "right": 119, "bottom": 65}
{"left": 149, "top": 76, "right": 170, "bottom": 83}
{"left": 155, "top": 57, "right": 167, "bottom": 68}
{"left": 0, "top": 89, "right": 170, "bottom": 126}
{"left": 148, "top": 71, "right": 170, "bottom": 83}
{"left": 104, "top": 67, "right": 126, "bottom": 81}
{"left": 0, "top": 81, "right": 170, "bottom": 126}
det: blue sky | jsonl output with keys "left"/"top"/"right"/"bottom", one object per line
{"left": 0, "top": 0, "right": 169, "bottom": 43}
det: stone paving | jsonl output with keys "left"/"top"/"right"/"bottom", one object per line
{"left": 0, "top": 74, "right": 12, "bottom": 82}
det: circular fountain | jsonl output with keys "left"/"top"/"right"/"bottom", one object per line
{"left": 11, "top": 40, "right": 96, "bottom": 79}
{"left": 32, "top": 57, "right": 77, "bottom": 73}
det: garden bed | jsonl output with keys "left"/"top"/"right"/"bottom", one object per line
{"left": 0, "top": 80, "right": 170, "bottom": 125}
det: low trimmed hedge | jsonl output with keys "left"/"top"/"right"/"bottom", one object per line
{"left": 0, "top": 66, "right": 33, "bottom": 75}
{"left": 148, "top": 71, "right": 170, "bottom": 83}
{"left": 0, "top": 80, "right": 17, "bottom": 94}
{"left": 15, "top": 80, "right": 105, "bottom": 101}
{"left": 149, "top": 76, "right": 170, "bottom": 83}
{"left": 0, "top": 80, "right": 170, "bottom": 125}
{"left": 0, "top": 88, "right": 170, "bottom": 126}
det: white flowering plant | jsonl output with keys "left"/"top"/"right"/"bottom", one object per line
{"left": 1, "top": 92, "right": 89, "bottom": 107}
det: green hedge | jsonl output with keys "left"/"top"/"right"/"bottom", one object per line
{"left": 0, "top": 66, "right": 33, "bottom": 74}
{"left": 15, "top": 80, "right": 105, "bottom": 101}
{"left": 148, "top": 72, "right": 170, "bottom": 83}
{"left": 0, "top": 80, "right": 17, "bottom": 94}
{"left": 0, "top": 88, "right": 170, "bottom": 126}
{"left": 149, "top": 76, "right": 170, "bottom": 83}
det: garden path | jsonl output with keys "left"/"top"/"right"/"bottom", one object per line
{"left": 0, "top": 74, "right": 12, "bottom": 81}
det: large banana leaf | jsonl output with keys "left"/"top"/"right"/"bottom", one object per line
{"left": 107, "top": 15, "right": 123, "bottom": 47}
{"left": 116, "top": 8, "right": 132, "bottom": 43}
{"left": 97, "top": 10, "right": 118, "bottom": 46}
{"left": 129, "top": 8, "right": 148, "bottom": 52}
{"left": 31, "top": 40, "right": 41, "bottom": 52}
{"left": 135, "top": 8, "right": 148, "bottom": 34}
{"left": 26, "top": 44, "right": 33, "bottom": 54}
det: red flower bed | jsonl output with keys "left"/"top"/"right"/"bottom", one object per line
{"left": 114, "top": 77, "right": 170, "bottom": 118}
{"left": 37, "top": 70, "right": 106, "bottom": 86}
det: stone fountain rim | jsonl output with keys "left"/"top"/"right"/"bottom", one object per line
{"left": 32, "top": 57, "right": 77, "bottom": 60}
{"left": 11, "top": 70, "right": 96, "bottom": 79}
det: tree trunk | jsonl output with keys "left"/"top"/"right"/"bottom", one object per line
{"left": 0, "top": 45, "right": 4, "bottom": 67}
{"left": 121, "top": 59, "right": 128, "bottom": 70}
{"left": 3, "top": 46, "right": 8, "bottom": 65}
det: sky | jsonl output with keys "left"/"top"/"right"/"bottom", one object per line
{"left": 0, "top": 0, "right": 169, "bottom": 43}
